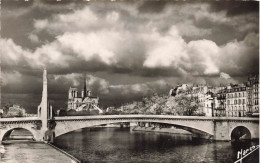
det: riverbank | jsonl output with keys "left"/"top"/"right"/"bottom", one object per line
{"left": 132, "top": 126, "right": 192, "bottom": 135}
{"left": 0, "top": 141, "right": 80, "bottom": 163}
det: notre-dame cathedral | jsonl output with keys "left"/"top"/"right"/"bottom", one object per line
{"left": 67, "top": 77, "right": 103, "bottom": 113}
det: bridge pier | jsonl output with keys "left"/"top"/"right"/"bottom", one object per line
{"left": 213, "top": 120, "right": 259, "bottom": 141}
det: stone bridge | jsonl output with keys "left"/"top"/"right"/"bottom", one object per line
{"left": 53, "top": 115, "right": 259, "bottom": 141}
{"left": 0, "top": 115, "right": 259, "bottom": 142}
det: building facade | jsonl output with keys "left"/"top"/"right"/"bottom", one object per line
{"left": 214, "top": 89, "right": 226, "bottom": 117}
{"left": 246, "top": 75, "right": 259, "bottom": 116}
{"left": 226, "top": 86, "right": 247, "bottom": 117}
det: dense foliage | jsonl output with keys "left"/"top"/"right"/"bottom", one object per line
{"left": 107, "top": 92, "right": 201, "bottom": 116}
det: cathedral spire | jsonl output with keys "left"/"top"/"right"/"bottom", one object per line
{"left": 84, "top": 73, "right": 87, "bottom": 97}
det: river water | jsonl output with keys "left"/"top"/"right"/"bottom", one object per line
{"left": 53, "top": 127, "right": 259, "bottom": 163}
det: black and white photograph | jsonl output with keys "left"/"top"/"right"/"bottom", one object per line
{"left": 0, "top": 0, "right": 259, "bottom": 162}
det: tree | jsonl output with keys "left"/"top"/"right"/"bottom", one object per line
{"left": 165, "top": 96, "right": 178, "bottom": 115}
{"left": 3, "top": 104, "right": 10, "bottom": 117}
{"left": 17, "top": 110, "right": 23, "bottom": 117}
{"left": 155, "top": 105, "right": 163, "bottom": 115}
{"left": 174, "top": 94, "right": 199, "bottom": 116}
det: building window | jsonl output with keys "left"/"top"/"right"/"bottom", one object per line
{"left": 238, "top": 99, "right": 241, "bottom": 105}
{"left": 239, "top": 93, "right": 241, "bottom": 97}
{"left": 243, "top": 99, "right": 245, "bottom": 104}
{"left": 227, "top": 100, "right": 230, "bottom": 105}
{"left": 234, "top": 100, "right": 237, "bottom": 104}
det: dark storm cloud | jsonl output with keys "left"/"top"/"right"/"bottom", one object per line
{"left": 1, "top": 72, "right": 42, "bottom": 94}
{"left": 138, "top": 1, "right": 167, "bottom": 13}
{"left": 210, "top": 1, "right": 259, "bottom": 16}
{"left": 1, "top": 0, "right": 76, "bottom": 50}
{"left": 40, "top": 0, "right": 83, "bottom": 5}
{"left": 2, "top": 0, "right": 34, "bottom": 8}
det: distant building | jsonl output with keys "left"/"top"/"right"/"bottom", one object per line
{"left": 197, "top": 91, "right": 214, "bottom": 117}
{"left": 67, "top": 76, "right": 103, "bottom": 114}
{"left": 214, "top": 89, "right": 226, "bottom": 117}
{"left": 246, "top": 75, "right": 259, "bottom": 116}
{"left": 170, "top": 84, "right": 193, "bottom": 96}
{"left": 168, "top": 75, "right": 259, "bottom": 117}
{"left": 226, "top": 86, "right": 247, "bottom": 117}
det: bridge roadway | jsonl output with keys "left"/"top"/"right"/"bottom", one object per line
{"left": 0, "top": 115, "right": 259, "bottom": 142}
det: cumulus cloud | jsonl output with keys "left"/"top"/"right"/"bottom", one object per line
{"left": 2, "top": 2, "right": 258, "bottom": 78}
{"left": 53, "top": 73, "right": 82, "bottom": 87}
{"left": 34, "top": 19, "right": 49, "bottom": 31}
{"left": 28, "top": 33, "right": 40, "bottom": 43}
{"left": 85, "top": 75, "right": 110, "bottom": 95}
{"left": 142, "top": 28, "right": 258, "bottom": 76}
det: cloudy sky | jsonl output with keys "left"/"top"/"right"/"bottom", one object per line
{"left": 1, "top": 0, "right": 259, "bottom": 113}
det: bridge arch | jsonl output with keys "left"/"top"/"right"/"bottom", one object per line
{"left": 230, "top": 126, "right": 251, "bottom": 141}
{"left": 0, "top": 127, "right": 36, "bottom": 142}
{"left": 54, "top": 118, "right": 214, "bottom": 139}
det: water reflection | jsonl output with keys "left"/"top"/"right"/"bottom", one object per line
{"left": 54, "top": 127, "right": 259, "bottom": 163}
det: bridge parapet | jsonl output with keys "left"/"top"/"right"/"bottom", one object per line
{"left": 54, "top": 115, "right": 259, "bottom": 122}
{"left": 0, "top": 117, "right": 40, "bottom": 122}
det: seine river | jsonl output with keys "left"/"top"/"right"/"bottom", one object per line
{"left": 54, "top": 127, "right": 259, "bottom": 163}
